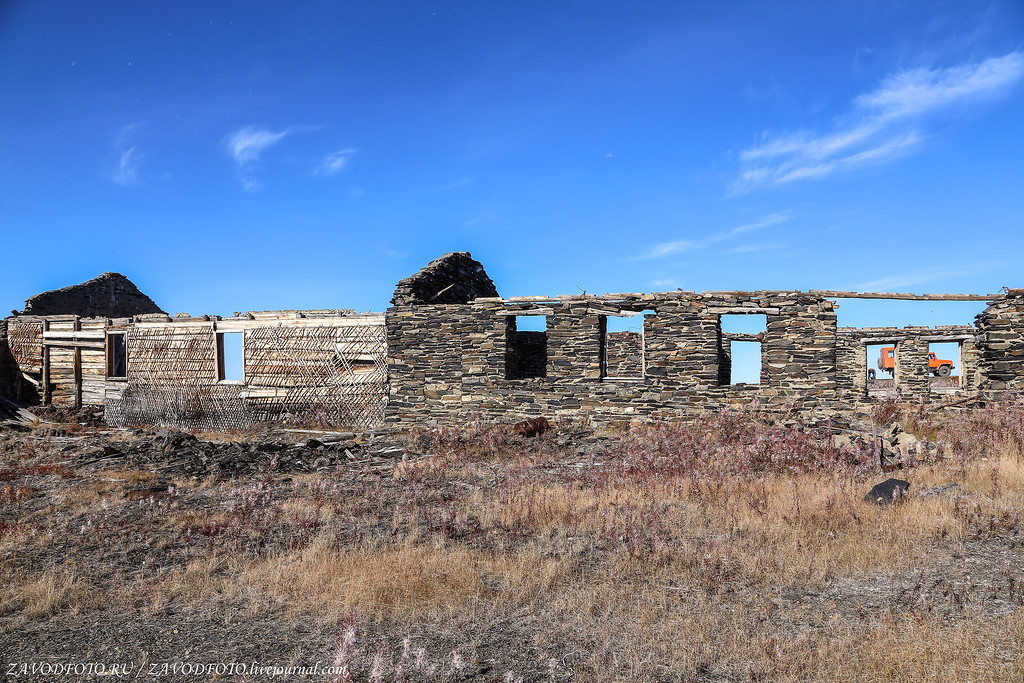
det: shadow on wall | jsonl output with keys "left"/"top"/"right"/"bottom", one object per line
{"left": 0, "top": 320, "right": 28, "bottom": 401}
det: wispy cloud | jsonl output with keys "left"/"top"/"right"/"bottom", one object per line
{"left": 852, "top": 263, "right": 998, "bottom": 292}
{"left": 737, "top": 51, "right": 1024, "bottom": 190}
{"left": 110, "top": 123, "right": 145, "bottom": 187}
{"left": 638, "top": 213, "right": 791, "bottom": 259}
{"left": 113, "top": 146, "right": 142, "bottom": 186}
{"left": 226, "top": 126, "right": 293, "bottom": 166}
{"left": 315, "top": 148, "right": 357, "bottom": 175}
{"left": 728, "top": 243, "right": 782, "bottom": 254}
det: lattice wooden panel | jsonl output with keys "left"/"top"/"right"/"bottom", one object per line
{"left": 246, "top": 324, "right": 388, "bottom": 428}
{"left": 7, "top": 321, "right": 42, "bottom": 370}
{"left": 127, "top": 326, "right": 217, "bottom": 383}
{"left": 106, "top": 383, "right": 254, "bottom": 432}
{"left": 107, "top": 322, "right": 388, "bottom": 431}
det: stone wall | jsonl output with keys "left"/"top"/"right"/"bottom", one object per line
{"left": 391, "top": 252, "right": 498, "bottom": 306}
{"left": 506, "top": 328, "right": 547, "bottom": 379}
{"left": 386, "top": 286, "right": 846, "bottom": 429}
{"left": 976, "top": 290, "right": 1024, "bottom": 390}
{"left": 21, "top": 272, "right": 164, "bottom": 318}
{"left": 605, "top": 331, "right": 642, "bottom": 377}
{"left": 895, "top": 337, "right": 930, "bottom": 397}
{"left": 836, "top": 325, "right": 980, "bottom": 398}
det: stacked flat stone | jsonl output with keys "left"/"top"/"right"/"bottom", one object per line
{"left": 976, "top": 291, "right": 1024, "bottom": 391}
{"left": 386, "top": 284, "right": 849, "bottom": 429}
{"left": 390, "top": 252, "right": 498, "bottom": 306}
{"left": 21, "top": 272, "right": 164, "bottom": 317}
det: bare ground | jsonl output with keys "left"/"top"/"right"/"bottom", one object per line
{"left": 1, "top": 404, "right": 1023, "bottom": 682}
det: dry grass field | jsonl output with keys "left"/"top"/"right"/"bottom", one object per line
{"left": 1, "top": 401, "right": 1023, "bottom": 681}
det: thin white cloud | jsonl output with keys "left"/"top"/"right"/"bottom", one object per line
{"left": 110, "top": 123, "right": 146, "bottom": 187}
{"left": 737, "top": 52, "right": 1024, "bottom": 190}
{"left": 857, "top": 52, "right": 1024, "bottom": 119}
{"left": 852, "top": 263, "right": 998, "bottom": 292}
{"left": 226, "top": 126, "right": 292, "bottom": 166}
{"left": 315, "top": 148, "right": 357, "bottom": 175}
{"left": 638, "top": 213, "right": 790, "bottom": 260}
{"left": 113, "top": 147, "right": 141, "bottom": 186}
{"left": 729, "top": 243, "right": 782, "bottom": 254}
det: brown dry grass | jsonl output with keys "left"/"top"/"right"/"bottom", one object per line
{"left": 1, "top": 404, "right": 1023, "bottom": 680}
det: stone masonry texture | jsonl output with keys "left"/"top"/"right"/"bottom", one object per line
{"left": 6, "top": 255, "right": 1024, "bottom": 429}
{"left": 390, "top": 252, "right": 499, "bottom": 306}
{"left": 21, "top": 272, "right": 165, "bottom": 318}
{"left": 385, "top": 254, "right": 1024, "bottom": 430}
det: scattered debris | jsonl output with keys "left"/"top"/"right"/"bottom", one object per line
{"left": 920, "top": 483, "right": 960, "bottom": 498}
{"left": 0, "top": 394, "right": 38, "bottom": 425}
{"left": 879, "top": 422, "right": 935, "bottom": 470}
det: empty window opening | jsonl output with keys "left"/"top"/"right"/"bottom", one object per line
{"left": 866, "top": 343, "right": 895, "bottom": 386}
{"left": 106, "top": 333, "right": 127, "bottom": 379}
{"left": 506, "top": 316, "right": 547, "bottom": 379}
{"left": 929, "top": 341, "right": 961, "bottom": 391}
{"left": 720, "top": 314, "right": 766, "bottom": 385}
{"left": 218, "top": 332, "right": 245, "bottom": 382}
{"left": 729, "top": 341, "right": 762, "bottom": 384}
{"left": 602, "top": 310, "right": 654, "bottom": 379}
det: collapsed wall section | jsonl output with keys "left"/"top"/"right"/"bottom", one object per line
{"left": 391, "top": 252, "right": 498, "bottom": 306}
{"left": 21, "top": 272, "right": 164, "bottom": 318}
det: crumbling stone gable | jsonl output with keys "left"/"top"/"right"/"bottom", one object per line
{"left": 21, "top": 272, "right": 164, "bottom": 318}
{"left": 390, "top": 252, "right": 499, "bottom": 306}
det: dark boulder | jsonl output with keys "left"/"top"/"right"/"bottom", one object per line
{"left": 864, "top": 478, "right": 910, "bottom": 506}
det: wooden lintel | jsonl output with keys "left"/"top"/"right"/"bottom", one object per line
{"left": 42, "top": 330, "right": 106, "bottom": 340}
{"left": 42, "top": 340, "right": 107, "bottom": 349}
{"left": 919, "top": 335, "right": 975, "bottom": 342}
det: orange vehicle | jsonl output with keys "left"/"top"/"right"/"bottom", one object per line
{"left": 874, "top": 346, "right": 954, "bottom": 378}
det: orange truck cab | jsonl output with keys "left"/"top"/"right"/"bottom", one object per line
{"left": 876, "top": 346, "right": 954, "bottom": 377}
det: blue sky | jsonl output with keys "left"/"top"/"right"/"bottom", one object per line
{"left": 1, "top": 1, "right": 1022, "bottom": 333}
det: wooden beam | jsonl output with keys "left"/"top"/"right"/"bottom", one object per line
{"left": 42, "top": 330, "right": 106, "bottom": 340}
{"left": 809, "top": 290, "right": 998, "bottom": 301}
{"left": 41, "top": 320, "right": 50, "bottom": 405}
{"left": 73, "top": 317, "right": 82, "bottom": 409}
{"left": 41, "top": 340, "right": 106, "bottom": 349}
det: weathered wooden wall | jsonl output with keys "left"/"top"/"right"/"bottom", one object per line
{"left": 105, "top": 312, "right": 387, "bottom": 430}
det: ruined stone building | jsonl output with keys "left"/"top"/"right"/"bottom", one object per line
{"left": 2, "top": 254, "right": 1023, "bottom": 431}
